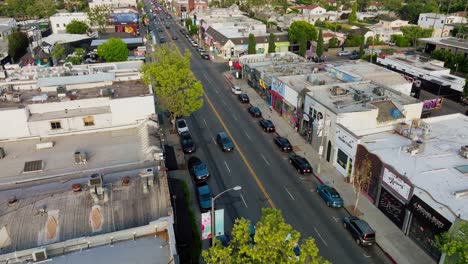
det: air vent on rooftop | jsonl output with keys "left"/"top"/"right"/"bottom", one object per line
{"left": 460, "top": 145, "right": 468, "bottom": 159}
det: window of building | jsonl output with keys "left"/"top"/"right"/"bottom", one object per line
{"left": 50, "top": 121, "right": 62, "bottom": 130}
{"left": 83, "top": 116, "right": 95, "bottom": 126}
{"left": 336, "top": 149, "right": 348, "bottom": 170}
{"left": 63, "top": 24, "right": 66, "bottom": 27}
{"left": 56, "top": 24, "right": 60, "bottom": 28}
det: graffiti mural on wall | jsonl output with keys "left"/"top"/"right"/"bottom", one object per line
{"left": 422, "top": 98, "right": 444, "bottom": 111}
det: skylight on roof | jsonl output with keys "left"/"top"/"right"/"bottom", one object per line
{"left": 454, "top": 165, "right": 468, "bottom": 175}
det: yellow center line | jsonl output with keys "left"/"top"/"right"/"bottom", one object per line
{"left": 154, "top": 12, "right": 276, "bottom": 209}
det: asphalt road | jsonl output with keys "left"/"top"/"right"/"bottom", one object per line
{"left": 145, "top": 2, "right": 392, "bottom": 263}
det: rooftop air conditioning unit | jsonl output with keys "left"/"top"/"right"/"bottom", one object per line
{"left": 32, "top": 248, "right": 47, "bottom": 261}
{"left": 454, "top": 189, "right": 468, "bottom": 199}
{"left": 89, "top": 173, "right": 104, "bottom": 195}
{"left": 0, "top": 147, "right": 5, "bottom": 159}
{"left": 353, "top": 93, "right": 362, "bottom": 101}
{"left": 140, "top": 168, "right": 155, "bottom": 187}
{"left": 74, "top": 151, "right": 87, "bottom": 164}
{"left": 373, "top": 87, "right": 385, "bottom": 96}
{"left": 459, "top": 145, "right": 468, "bottom": 159}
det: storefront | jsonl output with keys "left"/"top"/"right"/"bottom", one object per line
{"left": 334, "top": 125, "right": 359, "bottom": 178}
{"left": 407, "top": 195, "right": 452, "bottom": 261}
{"left": 270, "top": 78, "right": 286, "bottom": 114}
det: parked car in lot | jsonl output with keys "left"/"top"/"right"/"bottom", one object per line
{"left": 231, "top": 85, "right": 242, "bottom": 94}
{"left": 273, "top": 136, "right": 292, "bottom": 151}
{"left": 311, "top": 56, "right": 324, "bottom": 63}
{"left": 289, "top": 154, "right": 312, "bottom": 174}
{"left": 259, "top": 119, "right": 275, "bottom": 132}
{"left": 180, "top": 131, "right": 196, "bottom": 153}
{"left": 176, "top": 119, "right": 189, "bottom": 134}
{"left": 196, "top": 183, "right": 212, "bottom": 212}
{"left": 200, "top": 53, "right": 210, "bottom": 60}
{"left": 349, "top": 54, "right": 359, "bottom": 60}
{"left": 159, "top": 37, "right": 166, "bottom": 43}
{"left": 247, "top": 106, "right": 262, "bottom": 117}
{"left": 343, "top": 216, "right": 376, "bottom": 246}
{"left": 338, "top": 50, "right": 351, "bottom": 56}
{"left": 238, "top": 93, "right": 250, "bottom": 103}
{"left": 216, "top": 132, "right": 234, "bottom": 152}
{"left": 404, "top": 50, "right": 415, "bottom": 55}
{"left": 172, "top": 35, "right": 178, "bottom": 40}
{"left": 316, "top": 184, "right": 343, "bottom": 207}
{"left": 188, "top": 156, "right": 210, "bottom": 182}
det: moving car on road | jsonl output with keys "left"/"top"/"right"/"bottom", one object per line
{"left": 316, "top": 184, "right": 343, "bottom": 207}
{"left": 289, "top": 154, "right": 312, "bottom": 174}
{"left": 259, "top": 119, "right": 275, "bottom": 132}
{"left": 231, "top": 85, "right": 242, "bottom": 95}
{"left": 176, "top": 119, "right": 189, "bottom": 135}
{"left": 196, "top": 183, "right": 212, "bottom": 212}
{"left": 238, "top": 93, "right": 250, "bottom": 103}
{"left": 247, "top": 106, "right": 262, "bottom": 117}
{"left": 180, "top": 131, "right": 196, "bottom": 153}
{"left": 343, "top": 216, "right": 376, "bottom": 246}
{"left": 188, "top": 156, "right": 210, "bottom": 182}
{"left": 273, "top": 136, "right": 292, "bottom": 152}
{"left": 338, "top": 50, "right": 351, "bottom": 56}
{"left": 216, "top": 132, "right": 234, "bottom": 152}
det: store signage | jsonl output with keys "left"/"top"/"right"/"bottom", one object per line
{"left": 378, "top": 188, "right": 406, "bottom": 228}
{"left": 382, "top": 168, "right": 411, "bottom": 200}
{"left": 272, "top": 79, "right": 285, "bottom": 96}
{"left": 408, "top": 195, "right": 451, "bottom": 232}
{"left": 422, "top": 98, "right": 444, "bottom": 111}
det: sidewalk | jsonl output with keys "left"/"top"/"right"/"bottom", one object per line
{"left": 226, "top": 73, "right": 435, "bottom": 264}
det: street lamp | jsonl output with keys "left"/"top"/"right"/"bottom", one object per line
{"left": 211, "top": 185, "right": 242, "bottom": 247}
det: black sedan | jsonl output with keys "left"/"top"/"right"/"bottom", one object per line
{"left": 273, "top": 136, "right": 292, "bottom": 152}
{"left": 247, "top": 106, "right": 262, "bottom": 117}
{"left": 180, "top": 131, "right": 196, "bottom": 153}
{"left": 238, "top": 93, "right": 249, "bottom": 103}
{"left": 289, "top": 154, "right": 312, "bottom": 174}
{"left": 200, "top": 53, "right": 210, "bottom": 60}
{"left": 259, "top": 119, "right": 275, "bottom": 132}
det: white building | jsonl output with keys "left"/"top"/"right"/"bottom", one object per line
{"left": 295, "top": 5, "right": 327, "bottom": 15}
{"left": 50, "top": 12, "right": 89, "bottom": 34}
{"left": 0, "top": 61, "right": 154, "bottom": 140}
{"left": 89, "top": 0, "right": 137, "bottom": 8}
{"left": 418, "top": 13, "right": 467, "bottom": 37}
{"left": 0, "top": 17, "right": 17, "bottom": 28}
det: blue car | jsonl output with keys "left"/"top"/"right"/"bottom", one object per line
{"left": 188, "top": 156, "right": 209, "bottom": 182}
{"left": 217, "top": 132, "right": 234, "bottom": 152}
{"left": 196, "top": 183, "right": 212, "bottom": 212}
{"left": 316, "top": 184, "right": 343, "bottom": 208}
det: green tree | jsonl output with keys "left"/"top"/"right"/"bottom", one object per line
{"left": 141, "top": 43, "right": 204, "bottom": 131}
{"left": 189, "top": 25, "right": 198, "bottom": 36}
{"left": 344, "top": 33, "right": 364, "bottom": 47}
{"left": 7, "top": 31, "right": 29, "bottom": 63}
{"left": 203, "top": 208, "right": 329, "bottom": 264}
{"left": 248, "top": 34, "right": 257, "bottom": 54}
{"left": 436, "top": 221, "right": 468, "bottom": 264}
{"left": 288, "top": 21, "right": 318, "bottom": 43}
{"left": 97, "top": 38, "right": 128, "bottom": 62}
{"left": 384, "top": 0, "right": 402, "bottom": 11}
{"left": 27, "top": 0, "right": 57, "bottom": 18}
{"left": 50, "top": 43, "right": 65, "bottom": 65}
{"left": 328, "top": 37, "right": 339, "bottom": 48}
{"left": 268, "top": 33, "right": 276, "bottom": 53}
{"left": 316, "top": 29, "right": 324, "bottom": 58}
{"left": 185, "top": 18, "right": 193, "bottom": 30}
{"left": 87, "top": 5, "right": 111, "bottom": 33}
{"left": 348, "top": 1, "right": 358, "bottom": 23}
{"left": 392, "top": 35, "right": 411, "bottom": 47}
{"left": 400, "top": 26, "right": 433, "bottom": 47}
{"left": 66, "top": 48, "right": 85, "bottom": 65}
{"left": 298, "top": 31, "right": 307, "bottom": 57}
{"left": 137, "top": 1, "right": 144, "bottom": 10}
{"left": 65, "top": 20, "right": 89, "bottom": 34}
{"left": 353, "top": 155, "right": 372, "bottom": 212}
{"left": 359, "top": 44, "right": 365, "bottom": 58}
{"left": 398, "top": 2, "right": 437, "bottom": 24}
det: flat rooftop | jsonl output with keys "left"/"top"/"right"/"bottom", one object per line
{"left": 361, "top": 114, "right": 468, "bottom": 221}
{"left": 0, "top": 127, "right": 151, "bottom": 182}
{"left": 0, "top": 168, "right": 171, "bottom": 255}
{"left": 306, "top": 80, "right": 420, "bottom": 114}
{"left": 420, "top": 37, "right": 468, "bottom": 50}
{"left": 276, "top": 72, "right": 342, "bottom": 93}
{"left": 239, "top": 52, "right": 308, "bottom": 68}
{"left": 0, "top": 79, "right": 149, "bottom": 109}
{"left": 382, "top": 54, "right": 447, "bottom": 72}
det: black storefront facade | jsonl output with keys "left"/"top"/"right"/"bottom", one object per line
{"left": 407, "top": 195, "right": 452, "bottom": 261}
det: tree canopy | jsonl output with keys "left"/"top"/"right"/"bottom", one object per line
{"left": 87, "top": 5, "right": 111, "bottom": 33}
{"left": 436, "top": 221, "right": 468, "bottom": 264}
{"left": 400, "top": 26, "right": 433, "bottom": 47}
{"left": 50, "top": 43, "right": 66, "bottom": 65}
{"left": 97, "top": 38, "right": 128, "bottom": 62}
{"left": 66, "top": 48, "right": 86, "bottom": 65}
{"left": 248, "top": 34, "right": 257, "bottom": 54}
{"left": 0, "top": 0, "right": 57, "bottom": 19}
{"left": 7, "top": 31, "right": 29, "bottom": 63}
{"left": 141, "top": 43, "right": 204, "bottom": 130}
{"left": 344, "top": 33, "right": 364, "bottom": 47}
{"left": 268, "top": 33, "right": 276, "bottom": 53}
{"left": 348, "top": 1, "right": 358, "bottom": 23}
{"left": 203, "top": 208, "right": 329, "bottom": 264}
{"left": 66, "top": 20, "right": 89, "bottom": 34}
{"left": 289, "top": 21, "right": 318, "bottom": 43}
{"left": 316, "top": 29, "right": 324, "bottom": 58}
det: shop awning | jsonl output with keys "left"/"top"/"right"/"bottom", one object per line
{"left": 233, "top": 61, "right": 242, "bottom": 70}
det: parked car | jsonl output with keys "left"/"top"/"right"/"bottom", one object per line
{"left": 259, "top": 119, "right": 275, "bottom": 132}
{"left": 159, "top": 37, "right": 166, "bottom": 43}
{"left": 191, "top": 41, "right": 199, "bottom": 47}
{"left": 216, "top": 132, "right": 234, "bottom": 152}
{"left": 200, "top": 53, "right": 210, "bottom": 60}
{"left": 172, "top": 35, "right": 178, "bottom": 40}
{"left": 196, "top": 183, "right": 212, "bottom": 212}
{"left": 311, "top": 56, "right": 324, "bottom": 63}
{"left": 316, "top": 184, "right": 343, "bottom": 207}
{"left": 404, "top": 50, "right": 415, "bottom": 55}
{"left": 238, "top": 93, "right": 250, "bottom": 103}
{"left": 247, "top": 106, "right": 262, "bottom": 117}
{"left": 180, "top": 28, "right": 186, "bottom": 33}
{"left": 349, "top": 54, "right": 359, "bottom": 60}
{"left": 289, "top": 154, "right": 312, "bottom": 174}
{"left": 165, "top": 25, "right": 170, "bottom": 29}
{"left": 343, "top": 216, "right": 376, "bottom": 246}
{"left": 158, "top": 28, "right": 163, "bottom": 32}
{"left": 231, "top": 85, "right": 242, "bottom": 95}
{"left": 180, "top": 131, "right": 196, "bottom": 153}
{"left": 176, "top": 118, "right": 189, "bottom": 134}
{"left": 197, "top": 47, "right": 206, "bottom": 54}
{"left": 188, "top": 156, "right": 209, "bottom": 182}
{"left": 338, "top": 50, "right": 351, "bottom": 56}
{"left": 273, "top": 136, "right": 292, "bottom": 152}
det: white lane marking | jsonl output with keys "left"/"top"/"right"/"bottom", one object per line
{"left": 332, "top": 216, "right": 339, "bottom": 223}
{"left": 363, "top": 254, "right": 371, "bottom": 258}
{"left": 240, "top": 193, "right": 248, "bottom": 208}
{"left": 285, "top": 187, "right": 295, "bottom": 200}
{"left": 224, "top": 161, "right": 231, "bottom": 173}
{"left": 314, "top": 227, "right": 328, "bottom": 247}
{"left": 203, "top": 118, "right": 208, "bottom": 127}
{"left": 203, "top": 73, "right": 218, "bottom": 93}
{"left": 232, "top": 114, "right": 238, "bottom": 121}
{"left": 243, "top": 130, "right": 252, "bottom": 141}
{"left": 212, "top": 137, "right": 216, "bottom": 144}
{"left": 221, "top": 99, "right": 227, "bottom": 105}
{"left": 261, "top": 154, "right": 270, "bottom": 166}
